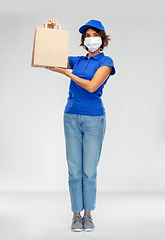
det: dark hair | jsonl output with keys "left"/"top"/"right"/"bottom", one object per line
{"left": 80, "top": 27, "right": 110, "bottom": 51}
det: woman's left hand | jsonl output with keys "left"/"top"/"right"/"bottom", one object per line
{"left": 45, "top": 66, "right": 68, "bottom": 75}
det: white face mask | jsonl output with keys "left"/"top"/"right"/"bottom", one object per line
{"left": 84, "top": 37, "right": 102, "bottom": 52}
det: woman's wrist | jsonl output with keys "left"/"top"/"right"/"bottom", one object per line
{"left": 64, "top": 70, "right": 72, "bottom": 77}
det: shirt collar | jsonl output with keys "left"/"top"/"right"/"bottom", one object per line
{"left": 82, "top": 52, "right": 104, "bottom": 60}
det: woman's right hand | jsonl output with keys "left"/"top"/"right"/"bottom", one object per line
{"left": 44, "top": 19, "right": 57, "bottom": 29}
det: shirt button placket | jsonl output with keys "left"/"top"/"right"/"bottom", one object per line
{"left": 85, "top": 59, "right": 89, "bottom": 69}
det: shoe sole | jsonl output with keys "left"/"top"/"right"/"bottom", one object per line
{"left": 83, "top": 227, "right": 95, "bottom": 232}
{"left": 71, "top": 227, "right": 83, "bottom": 232}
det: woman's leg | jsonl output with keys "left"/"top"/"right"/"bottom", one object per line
{"left": 63, "top": 113, "right": 83, "bottom": 213}
{"left": 82, "top": 114, "right": 106, "bottom": 212}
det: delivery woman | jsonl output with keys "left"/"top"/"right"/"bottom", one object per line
{"left": 45, "top": 18, "right": 116, "bottom": 232}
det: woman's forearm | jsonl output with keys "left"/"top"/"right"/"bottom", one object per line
{"left": 65, "top": 71, "right": 93, "bottom": 92}
{"left": 65, "top": 65, "right": 112, "bottom": 93}
{"left": 45, "top": 65, "right": 112, "bottom": 93}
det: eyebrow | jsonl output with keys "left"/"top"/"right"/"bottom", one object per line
{"left": 86, "top": 32, "right": 98, "bottom": 35}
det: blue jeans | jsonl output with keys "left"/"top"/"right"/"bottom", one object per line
{"left": 63, "top": 113, "right": 106, "bottom": 212}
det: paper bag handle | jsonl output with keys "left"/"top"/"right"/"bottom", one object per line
{"left": 44, "top": 22, "right": 61, "bottom": 30}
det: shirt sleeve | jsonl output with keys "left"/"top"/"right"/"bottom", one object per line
{"left": 68, "top": 56, "right": 80, "bottom": 70}
{"left": 99, "top": 56, "right": 116, "bottom": 75}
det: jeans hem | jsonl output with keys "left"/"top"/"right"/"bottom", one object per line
{"left": 72, "top": 208, "right": 84, "bottom": 213}
{"left": 84, "top": 207, "right": 95, "bottom": 212}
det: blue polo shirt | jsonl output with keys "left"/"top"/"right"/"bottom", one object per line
{"left": 64, "top": 52, "right": 116, "bottom": 116}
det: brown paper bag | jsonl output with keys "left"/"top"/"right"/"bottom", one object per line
{"left": 31, "top": 23, "right": 69, "bottom": 68}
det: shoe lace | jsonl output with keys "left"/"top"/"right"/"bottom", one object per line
{"left": 73, "top": 215, "right": 82, "bottom": 223}
{"left": 83, "top": 214, "right": 93, "bottom": 223}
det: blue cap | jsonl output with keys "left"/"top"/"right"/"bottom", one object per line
{"left": 79, "top": 19, "right": 105, "bottom": 34}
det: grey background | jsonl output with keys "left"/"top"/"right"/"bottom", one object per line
{"left": 0, "top": 0, "right": 165, "bottom": 191}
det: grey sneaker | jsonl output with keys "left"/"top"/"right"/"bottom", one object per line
{"left": 71, "top": 214, "right": 83, "bottom": 232}
{"left": 82, "top": 214, "right": 95, "bottom": 231}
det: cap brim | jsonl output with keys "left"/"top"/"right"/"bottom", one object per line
{"left": 79, "top": 24, "right": 95, "bottom": 34}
